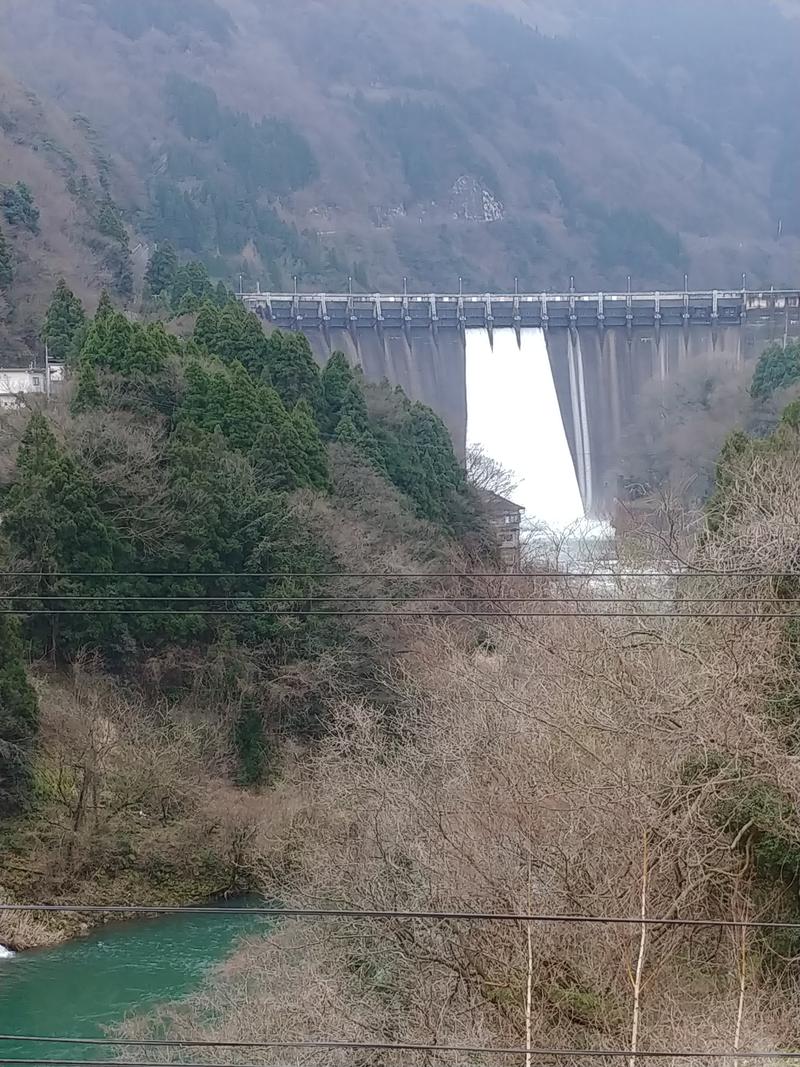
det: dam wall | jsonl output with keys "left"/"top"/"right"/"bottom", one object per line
{"left": 244, "top": 290, "right": 800, "bottom": 517}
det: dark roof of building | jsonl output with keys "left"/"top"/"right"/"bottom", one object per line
{"left": 479, "top": 489, "right": 524, "bottom": 516}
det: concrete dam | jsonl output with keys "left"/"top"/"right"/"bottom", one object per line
{"left": 242, "top": 288, "right": 800, "bottom": 519}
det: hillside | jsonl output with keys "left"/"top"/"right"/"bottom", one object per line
{"left": 0, "top": 289, "right": 494, "bottom": 943}
{"left": 0, "top": 0, "right": 798, "bottom": 317}
{"left": 0, "top": 68, "right": 139, "bottom": 356}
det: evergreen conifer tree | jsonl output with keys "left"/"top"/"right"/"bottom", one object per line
{"left": 249, "top": 384, "right": 309, "bottom": 490}
{"left": 95, "top": 290, "right": 115, "bottom": 321}
{"left": 176, "top": 290, "right": 201, "bottom": 316}
{"left": 123, "top": 324, "right": 165, "bottom": 376}
{"left": 4, "top": 414, "right": 118, "bottom": 656}
{"left": 194, "top": 302, "right": 221, "bottom": 353}
{"left": 234, "top": 699, "right": 269, "bottom": 786}
{"left": 171, "top": 261, "right": 214, "bottom": 311}
{"left": 7, "top": 415, "right": 116, "bottom": 573}
{"left": 43, "top": 280, "right": 86, "bottom": 362}
{"left": 144, "top": 241, "right": 179, "bottom": 297}
{"left": 223, "top": 361, "right": 266, "bottom": 452}
{"left": 339, "top": 380, "right": 369, "bottom": 428}
{"left": 291, "top": 399, "right": 330, "bottom": 491}
{"left": 266, "top": 330, "right": 321, "bottom": 412}
{"left": 214, "top": 301, "right": 268, "bottom": 374}
{"left": 71, "top": 357, "right": 102, "bottom": 413}
{"left": 0, "top": 224, "right": 12, "bottom": 290}
{"left": 180, "top": 360, "right": 231, "bottom": 435}
{"left": 320, "top": 351, "right": 364, "bottom": 433}
{"left": 334, "top": 413, "right": 386, "bottom": 474}
{"left": 99, "top": 311, "right": 134, "bottom": 373}
{"left": 0, "top": 613, "right": 39, "bottom": 817}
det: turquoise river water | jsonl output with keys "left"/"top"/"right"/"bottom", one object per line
{"left": 0, "top": 899, "right": 266, "bottom": 1060}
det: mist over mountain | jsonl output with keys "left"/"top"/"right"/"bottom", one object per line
{"left": 0, "top": 0, "right": 798, "bottom": 329}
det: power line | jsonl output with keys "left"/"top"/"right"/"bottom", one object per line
{"left": 2, "top": 903, "right": 799, "bottom": 929}
{"left": 4, "top": 596, "right": 800, "bottom": 605}
{"left": 0, "top": 570, "right": 795, "bottom": 579}
{"left": 1, "top": 1045, "right": 800, "bottom": 1061}
{"left": 0, "top": 609, "right": 798, "bottom": 619}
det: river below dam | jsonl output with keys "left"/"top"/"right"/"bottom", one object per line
{"left": 0, "top": 900, "right": 266, "bottom": 1058}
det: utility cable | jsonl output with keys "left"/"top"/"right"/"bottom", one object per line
{"left": 0, "top": 609, "right": 798, "bottom": 619}
{"left": 1, "top": 1045, "right": 800, "bottom": 1061}
{"left": 0, "top": 570, "right": 795, "bottom": 580}
{"left": 0, "top": 609, "right": 796, "bottom": 619}
{"left": 3, "top": 903, "right": 800, "bottom": 929}
{"left": 4, "top": 596, "right": 800, "bottom": 605}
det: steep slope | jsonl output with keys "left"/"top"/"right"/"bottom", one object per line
{"left": 0, "top": 66, "right": 137, "bottom": 356}
{"left": 0, "top": 0, "right": 797, "bottom": 303}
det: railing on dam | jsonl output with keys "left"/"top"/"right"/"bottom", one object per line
{"left": 241, "top": 289, "right": 800, "bottom": 332}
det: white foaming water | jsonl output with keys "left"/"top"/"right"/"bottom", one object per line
{"left": 0, "top": 945, "right": 15, "bottom": 959}
{"left": 466, "top": 328, "right": 586, "bottom": 530}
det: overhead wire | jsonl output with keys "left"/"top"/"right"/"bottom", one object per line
{"left": 0, "top": 570, "right": 795, "bottom": 579}
{"left": 2, "top": 596, "right": 800, "bottom": 605}
{"left": 1, "top": 1044, "right": 800, "bottom": 1061}
{"left": 3, "top": 903, "right": 800, "bottom": 929}
{"left": 0, "top": 609, "right": 798, "bottom": 618}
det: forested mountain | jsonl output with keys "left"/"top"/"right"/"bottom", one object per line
{"left": 0, "top": 0, "right": 799, "bottom": 336}
{"left": 0, "top": 283, "right": 488, "bottom": 926}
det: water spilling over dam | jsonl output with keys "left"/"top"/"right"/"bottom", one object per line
{"left": 466, "top": 330, "right": 584, "bottom": 528}
{"left": 242, "top": 288, "right": 800, "bottom": 519}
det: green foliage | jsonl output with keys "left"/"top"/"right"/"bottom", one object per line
{"left": 178, "top": 355, "right": 317, "bottom": 495}
{"left": 83, "top": 194, "right": 133, "bottom": 298}
{"left": 751, "top": 341, "right": 800, "bottom": 400}
{"left": 234, "top": 700, "right": 270, "bottom": 786}
{"left": 3, "top": 414, "right": 119, "bottom": 657}
{"left": 152, "top": 74, "right": 315, "bottom": 273}
{"left": 291, "top": 400, "right": 330, "bottom": 492}
{"left": 369, "top": 391, "right": 469, "bottom": 528}
{"left": 249, "top": 385, "right": 309, "bottom": 492}
{"left": 211, "top": 301, "right": 269, "bottom": 374}
{"left": 704, "top": 429, "right": 753, "bottom": 536}
{"left": 0, "top": 224, "right": 12, "bottom": 289}
{"left": 266, "top": 330, "right": 320, "bottom": 411}
{"left": 148, "top": 175, "right": 304, "bottom": 271}
{"left": 171, "top": 260, "right": 214, "bottom": 312}
{"left": 194, "top": 302, "right": 221, "bottom": 352}
{"left": 72, "top": 307, "right": 172, "bottom": 416}
{"left": 1, "top": 182, "right": 39, "bottom": 232}
{"left": 223, "top": 361, "right": 266, "bottom": 452}
{"left": 178, "top": 360, "right": 230, "bottom": 436}
{"left": 96, "top": 197, "right": 127, "bottom": 244}
{"left": 334, "top": 414, "right": 386, "bottom": 474}
{"left": 0, "top": 299, "right": 476, "bottom": 682}
{"left": 320, "top": 351, "right": 363, "bottom": 434}
{"left": 0, "top": 614, "right": 39, "bottom": 817}
{"left": 71, "top": 356, "right": 102, "bottom": 413}
{"left": 43, "top": 280, "right": 87, "bottom": 362}
{"left": 95, "top": 290, "right": 115, "bottom": 321}
{"left": 719, "top": 780, "right": 800, "bottom": 884}
{"left": 82, "top": 311, "right": 122, "bottom": 371}
{"left": 144, "top": 242, "right": 179, "bottom": 297}
{"left": 165, "top": 75, "right": 318, "bottom": 196}
{"left": 546, "top": 982, "right": 620, "bottom": 1029}
{"left": 158, "top": 425, "right": 325, "bottom": 652}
